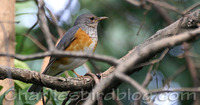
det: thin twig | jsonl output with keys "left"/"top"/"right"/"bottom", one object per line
{"left": 37, "top": 0, "right": 55, "bottom": 51}
{"left": 115, "top": 73, "right": 154, "bottom": 105}
{"left": 184, "top": 43, "right": 200, "bottom": 86}
{"left": 41, "top": 90, "right": 46, "bottom": 105}
{"left": 126, "top": 0, "right": 151, "bottom": 10}
{"left": 153, "top": 6, "right": 174, "bottom": 24}
{"left": 83, "top": 63, "right": 92, "bottom": 73}
{"left": 126, "top": 0, "right": 141, "bottom": 6}
{"left": 126, "top": 0, "right": 182, "bottom": 14}
{"left": 45, "top": 6, "right": 64, "bottom": 37}
{"left": 184, "top": 42, "right": 200, "bottom": 105}
{"left": 133, "top": 65, "right": 153, "bottom": 105}
{"left": 27, "top": 19, "right": 39, "bottom": 34}
{"left": 18, "top": 19, "right": 39, "bottom": 52}
{"left": 112, "top": 91, "right": 124, "bottom": 105}
{"left": 56, "top": 0, "right": 72, "bottom": 20}
{"left": 23, "top": 34, "right": 47, "bottom": 51}
{"left": 146, "top": 0, "right": 183, "bottom": 14}
{"left": 0, "top": 51, "right": 119, "bottom": 66}
{"left": 149, "top": 87, "right": 200, "bottom": 94}
{"left": 89, "top": 60, "right": 101, "bottom": 73}
{"left": 164, "top": 66, "right": 186, "bottom": 86}
{"left": 142, "top": 65, "right": 153, "bottom": 87}
{"left": 85, "top": 72, "right": 103, "bottom": 105}
{"left": 135, "top": 48, "right": 169, "bottom": 68}
{"left": 183, "top": 2, "right": 200, "bottom": 14}
{"left": 136, "top": 11, "right": 147, "bottom": 36}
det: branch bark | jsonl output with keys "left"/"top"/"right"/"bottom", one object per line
{"left": 0, "top": 66, "right": 94, "bottom": 91}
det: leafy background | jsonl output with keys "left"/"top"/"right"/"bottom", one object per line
{"left": 2, "top": 0, "right": 199, "bottom": 104}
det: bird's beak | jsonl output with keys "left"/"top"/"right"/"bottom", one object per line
{"left": 97, "top": 16, "right": 108, "bottom": 21}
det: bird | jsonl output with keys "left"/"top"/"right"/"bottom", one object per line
{"left": 28, "top": 13, "right": 108, "bottom": 93}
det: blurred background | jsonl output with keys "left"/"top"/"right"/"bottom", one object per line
{"left": 13, "top": 0, "right": 200, "bottom": 105}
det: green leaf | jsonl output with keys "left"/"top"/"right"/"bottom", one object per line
{"left": 14, "top": 59, "right": 31, "bottom": 89}
{"left": 14, "top": 59, "right": 30, "bottom": 70}
{"left": 14, "top": 80, "right": 30, "bottom": 89}
{"left": 67, "top": 71, "right": 76, "bottom": 77}
{"left": 0, "top": 85, "right": 2, "bottom": 91}
{"left": 44, "top": 89, "right": 51, "bottom": 104}
{"left": 50, "top": 90, "right": 60, "bottom": 105}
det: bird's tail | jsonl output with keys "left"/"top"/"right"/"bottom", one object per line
{"left": 27, "top": 84, "right": 43, "bottom": 93}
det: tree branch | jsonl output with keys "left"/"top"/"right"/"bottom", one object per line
{"left": 102, "top": 9, "right": 200, "bottom": 77}
{"left": 0, "top": 65, "right": 94, "bottom": 91}
{"left": 115, "top": 73, "right": 154, "bottom": 105}
{"left": 149, "top": 87, "right": 200, "bottom": 94}
{"left": 83, "top": 9, "right": 200, "bottom": 104}
{"left": 0, "top": 50, "right": 119, "bottom": 66}
{"left": 37, "top": 0, "right": 55, "bottom": 51}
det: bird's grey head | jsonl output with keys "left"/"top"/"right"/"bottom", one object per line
{"left": 74, "top": 13, "right": 108, "bottom": 27}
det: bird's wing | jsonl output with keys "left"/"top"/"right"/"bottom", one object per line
{"left": 42, "top": 25, "right": 80, "bottom": 75}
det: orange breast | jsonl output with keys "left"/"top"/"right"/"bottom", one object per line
{"left": 56, "top": 28, "right": 94, "bottom": 65}
{"left": 66, "top": 28, "right": 93, "bottom": 51}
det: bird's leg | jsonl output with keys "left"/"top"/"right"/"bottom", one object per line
{"left": 72, "top": 70, "right": 86, "bottom": 84}
{"left": 72, "top": 70, "right": 81, "bottom": 78}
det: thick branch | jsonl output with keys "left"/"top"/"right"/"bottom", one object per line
{"left": 102, "top": 9, "right": 200, "bottom": 76}
{"left": 84, "top": 23, "right": 200, "bottom": 105}
{"left": 0, "top": 66, "right": 94, "bottom": 91}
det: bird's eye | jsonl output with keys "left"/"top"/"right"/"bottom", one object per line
{"left": 90, "top": 17, "right": 95, "bottom": 21}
